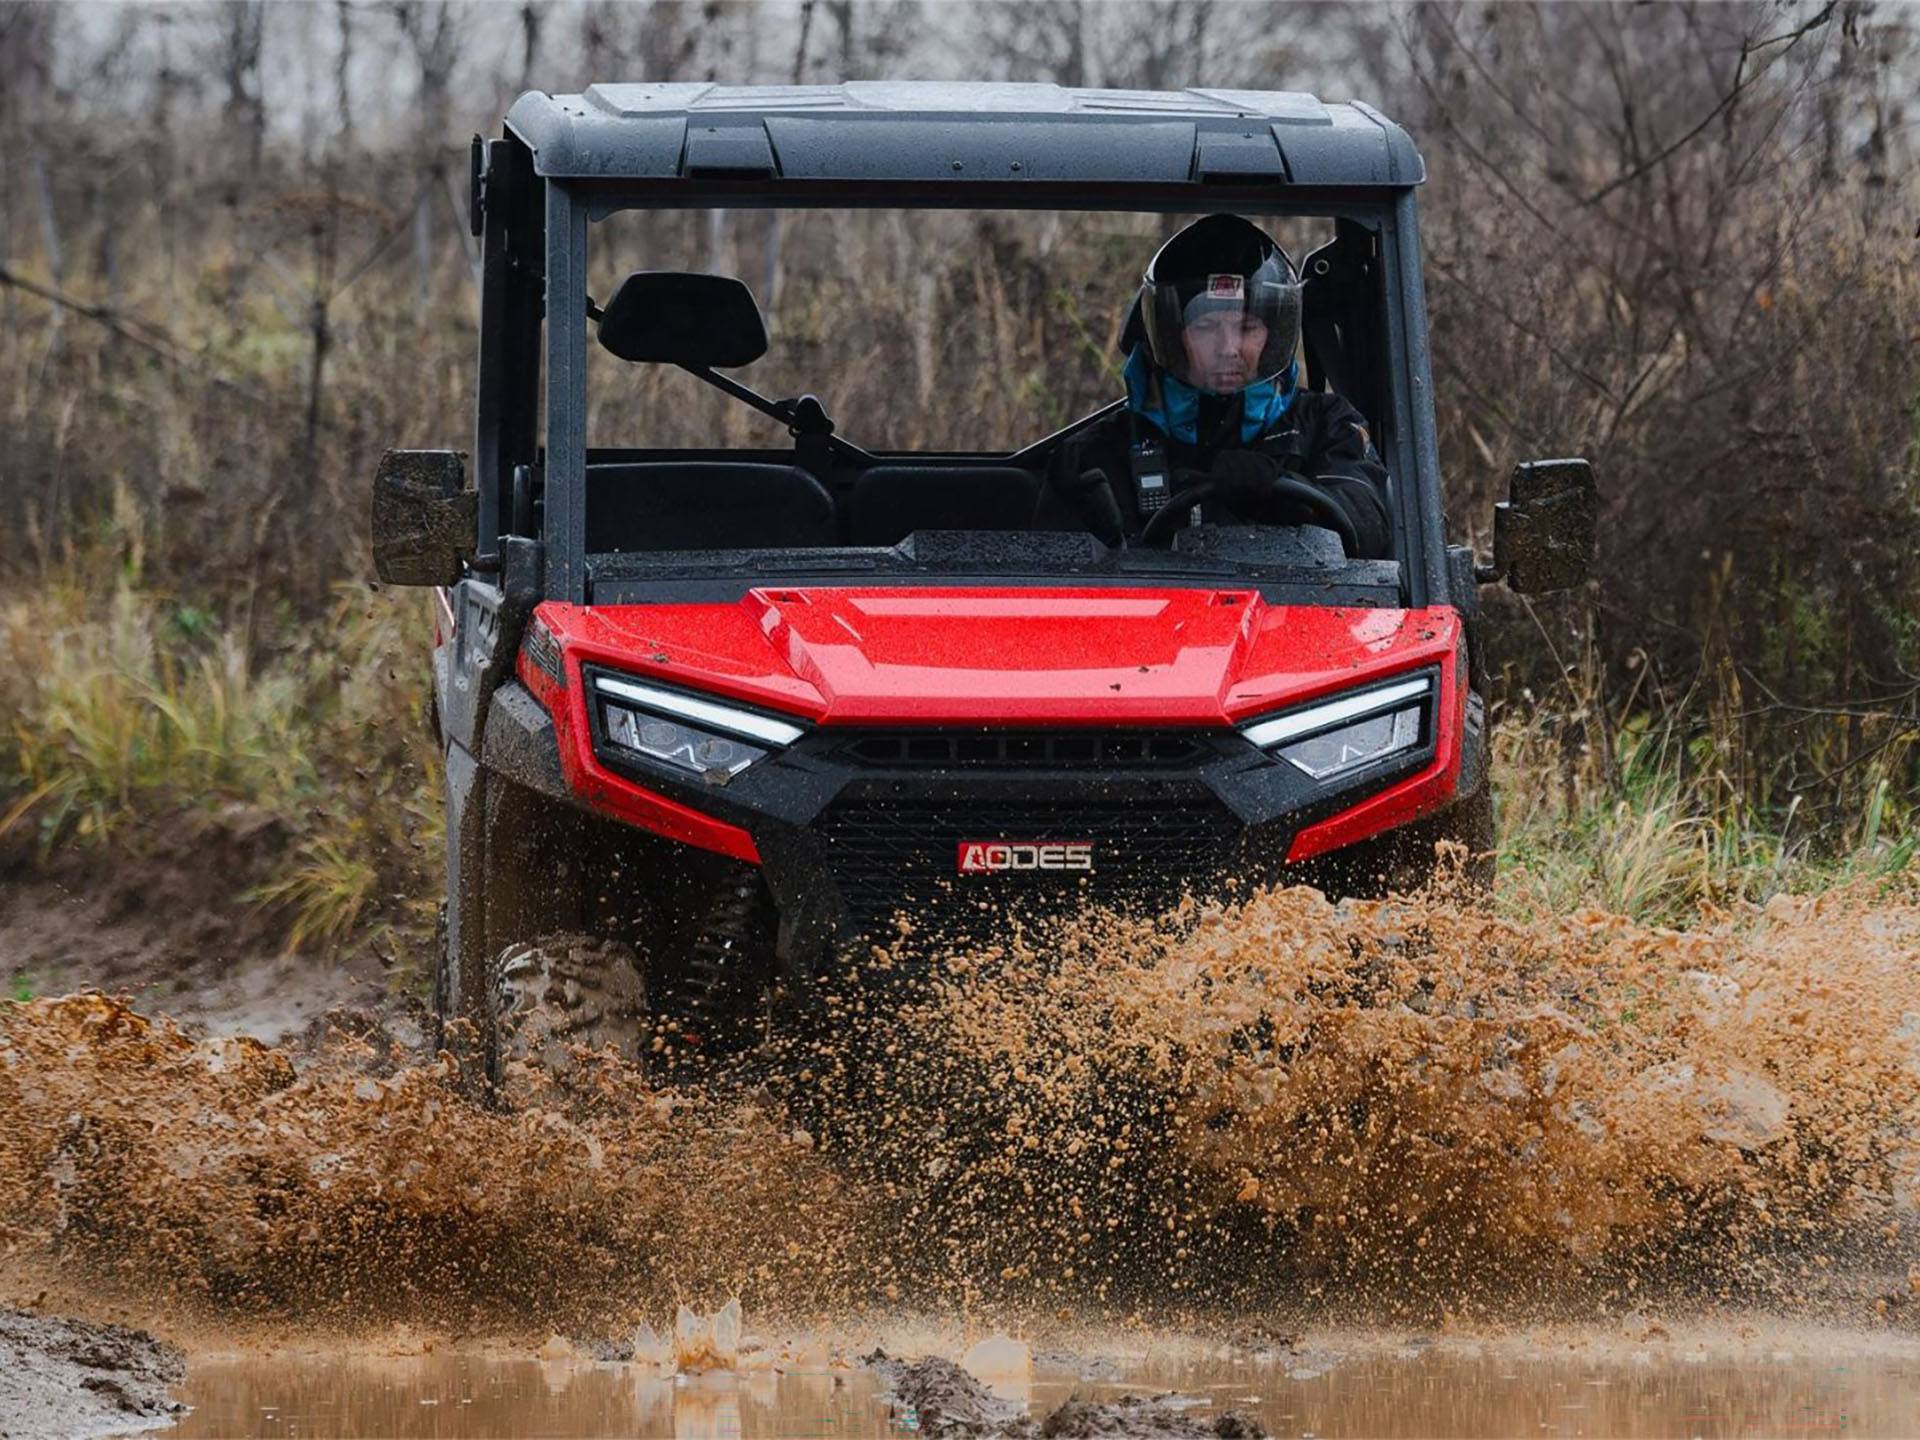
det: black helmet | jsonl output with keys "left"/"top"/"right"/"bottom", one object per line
{"left": 1137, "top": 214, "right": 1302, "bottom": 395}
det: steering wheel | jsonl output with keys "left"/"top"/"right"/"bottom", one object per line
{"left": 1138, "top": 473, "right": 1360, "bottom": 554}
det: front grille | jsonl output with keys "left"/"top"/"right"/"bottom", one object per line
{"left": 815, "top": 786, "right": 1245, "bottom": 932}
{"left": 829, "top": 730, "right": 1213, "bottom": 769}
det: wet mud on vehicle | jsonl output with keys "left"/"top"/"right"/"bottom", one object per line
{"left": 370, "top": 83, "right": 1595, "bottom": 1083}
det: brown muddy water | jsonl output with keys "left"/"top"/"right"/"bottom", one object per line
{"left": 150, "top": 1329, "right": 1920, "bottom": 1438}
{"left": 5, "top": 879, "right": 1919, "bottom": 1434}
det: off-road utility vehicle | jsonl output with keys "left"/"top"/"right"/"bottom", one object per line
{"left": 371, "top": 82, "right": 1595, "bottom": 1079}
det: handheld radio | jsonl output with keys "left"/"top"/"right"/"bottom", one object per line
{"left": 1129, "top": 436, "right": 1170, "bottom": 514}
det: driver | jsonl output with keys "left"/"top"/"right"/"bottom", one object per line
{"left": 1043, "top": 213, "right": 1391, "bottom": 558}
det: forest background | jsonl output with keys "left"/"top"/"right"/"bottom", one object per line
{"left": 1, "top": 0, "right": 1915, "bottom": 972}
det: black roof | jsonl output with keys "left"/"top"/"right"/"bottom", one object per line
{"left": 504, "top": 82, "right": 1424, "bottom": 189}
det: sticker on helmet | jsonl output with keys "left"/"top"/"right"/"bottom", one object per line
{"left": 1206, "top": 274, "right": 1246, "bottom": 300}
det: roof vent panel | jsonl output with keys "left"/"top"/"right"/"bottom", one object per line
{"left": 586, "top": 83, "right": 717, "bottom": 117}
{"left": 1193, "top": 128, "right": 1287, "bottom": 183}
{"left": 682, "top": 122, "right": 778, "bottom": 178}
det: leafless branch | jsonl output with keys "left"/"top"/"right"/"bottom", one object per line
{"left": 1582, "top": 0, "right": 1838, "bottom": 206}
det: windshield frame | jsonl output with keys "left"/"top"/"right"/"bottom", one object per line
{"left": 536, "top": 180, "right": 1444, "bottom": 610}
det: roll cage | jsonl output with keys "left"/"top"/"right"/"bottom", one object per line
{"left": 468, "top": 83, "right": 1446, "bottom": 608}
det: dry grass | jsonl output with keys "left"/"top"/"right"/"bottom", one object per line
{"left": 0, "top": 571, "right": 440, "bottom": 960}
{"left": 1492, "top": 698, "right": 1917, "bottom": 927}
{"left": 0, "top": 583, "right": 306, "bottom": 845}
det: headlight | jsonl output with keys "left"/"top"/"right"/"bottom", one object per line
{"left": 592, "top": 673, "right": 804, "bottom": 785}
{"left": 1241, "top": 673, "right": 1431, "bottom": 781}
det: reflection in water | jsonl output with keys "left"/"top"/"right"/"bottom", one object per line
{"left": 672, "top": 1372, "right": 744, "bottom": 1440}
{"left": 160, "top": 1339, "right": 1920, "bottom": 1439}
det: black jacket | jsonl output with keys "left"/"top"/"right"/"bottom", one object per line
{"left": 1042, "top": 389, "right": 1393, "bottom": 559}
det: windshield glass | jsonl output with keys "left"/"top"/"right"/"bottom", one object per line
{"left": 579, "top": 207, "right": 1399, "bottom": 592}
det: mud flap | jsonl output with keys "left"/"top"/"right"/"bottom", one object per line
{"left": 439, "top": 740, "right": 492, "bottom": 1086}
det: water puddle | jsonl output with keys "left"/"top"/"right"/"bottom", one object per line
{"left": 152, "top": 1336, "right": 1920, "bottom": 1439}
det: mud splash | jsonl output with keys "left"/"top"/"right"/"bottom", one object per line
{"left": 2, "top": 878, "right": 1917, "bottom": 1333}
{"left": 850, "top": 881, "right": 1920, "bottom": 1314}
{"left": 0, "top": 999, "right": 862, "bottom": 1331}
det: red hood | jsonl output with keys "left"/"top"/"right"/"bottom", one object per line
{"left": 535, "top": 588, "right": 1458, "bottom": 726}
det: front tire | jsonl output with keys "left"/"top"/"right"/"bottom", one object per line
{"left": 487, "top": 932, "right": 650, "bottom": 1094}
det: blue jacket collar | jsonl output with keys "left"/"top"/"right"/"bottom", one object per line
{"left": 1123, "top": 345, "right": 1298, "bottom": 446}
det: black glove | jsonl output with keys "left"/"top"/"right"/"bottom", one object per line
{"left": 1056, "top": 466, "right": 1126, "bottom": 548}
{"left": 1209, "top": 450, "right": 1322, "bottom": 525}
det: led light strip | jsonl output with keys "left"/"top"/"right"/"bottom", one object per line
{"left": 595, "top": 674, "right": 806, "bottom": 747}
{"left": 1240, "top": 675, "right": 1431, "bottom": 750}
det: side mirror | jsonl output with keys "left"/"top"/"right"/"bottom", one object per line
{"left": 370, "top": 449, "right": 475, "bottom": 587}
{"left": 596, "top": 271, "right": 769, "bottom": 369}
{"left": 1486, "top": 458, "right": 1597, "bottom": 594}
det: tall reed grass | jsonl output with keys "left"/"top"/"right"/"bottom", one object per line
{"left": 0, "top": 573, "right": 440, "bottom": 957}
{"left": 1493, "top": 676, "right": 1917, "bottom": 927}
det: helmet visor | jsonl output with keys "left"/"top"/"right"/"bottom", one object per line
{"left": 1140, "top": 267, "right": 1301, "bottom": 395}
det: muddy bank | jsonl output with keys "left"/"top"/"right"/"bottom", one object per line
{"left": 0, "top": 1307, "right": 183, "bottom": 1440}
{"left": 870, "top": 1351, "right": 1264, "bottom": 1437}
{"left": 0, "top": 808, "right": 397, "bottom": 1044}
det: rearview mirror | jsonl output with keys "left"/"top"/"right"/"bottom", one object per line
{"left": 1490, "top": 458, "right": 1597, "bottom": 594}
{"left": 596, "top": 271, "right": 769, "bottom": 369}
{"left": 370, "top": 449, "right": 475, "bottom": 587}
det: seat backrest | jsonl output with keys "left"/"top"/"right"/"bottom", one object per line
{"left": 846, "top": 465, "right": 1041, "bottom": 547}
{"left": 584, "top": 462, "right": 837, "bottom": 553}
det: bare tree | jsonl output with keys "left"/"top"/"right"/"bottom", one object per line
{"left": 335, "top": 1, "right": 356, "bottom": 136}
{"left": 762, "top": 0, "right": 816, "bottom": 309}
{"left": 389, "top": 1, "right": 463, "bottom": 316}
{"left": 217, "top": 0, "right": 267, "bottom": 175}
{"left": 973, "top": 0, "right": 1092, "bottom": 87}
{"left": 517, "top": 0, "right": 543, "bottom": 93}
{"left": 1386, "top": 0, "right": 1917, "bottom": 810}
{"left": 817, "top": 0, "right": 923, "bottom": 81}
{"left": 1, "top": 3, "right": 57, "bottom": 346}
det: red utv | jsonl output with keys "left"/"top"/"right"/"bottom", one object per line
{"left": 371, "top": 83, "right": 1594, "bottom": 1079}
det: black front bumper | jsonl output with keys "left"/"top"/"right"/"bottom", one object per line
{"left": 481, "top": 675, "right": 1474, "bottom": 962}
{"left": 588, "top": 675, "right": 1457, "bottom": 954}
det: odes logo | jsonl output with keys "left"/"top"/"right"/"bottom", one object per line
{"left": 956, "top": 841, "right": 1095, "bottom": 874}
